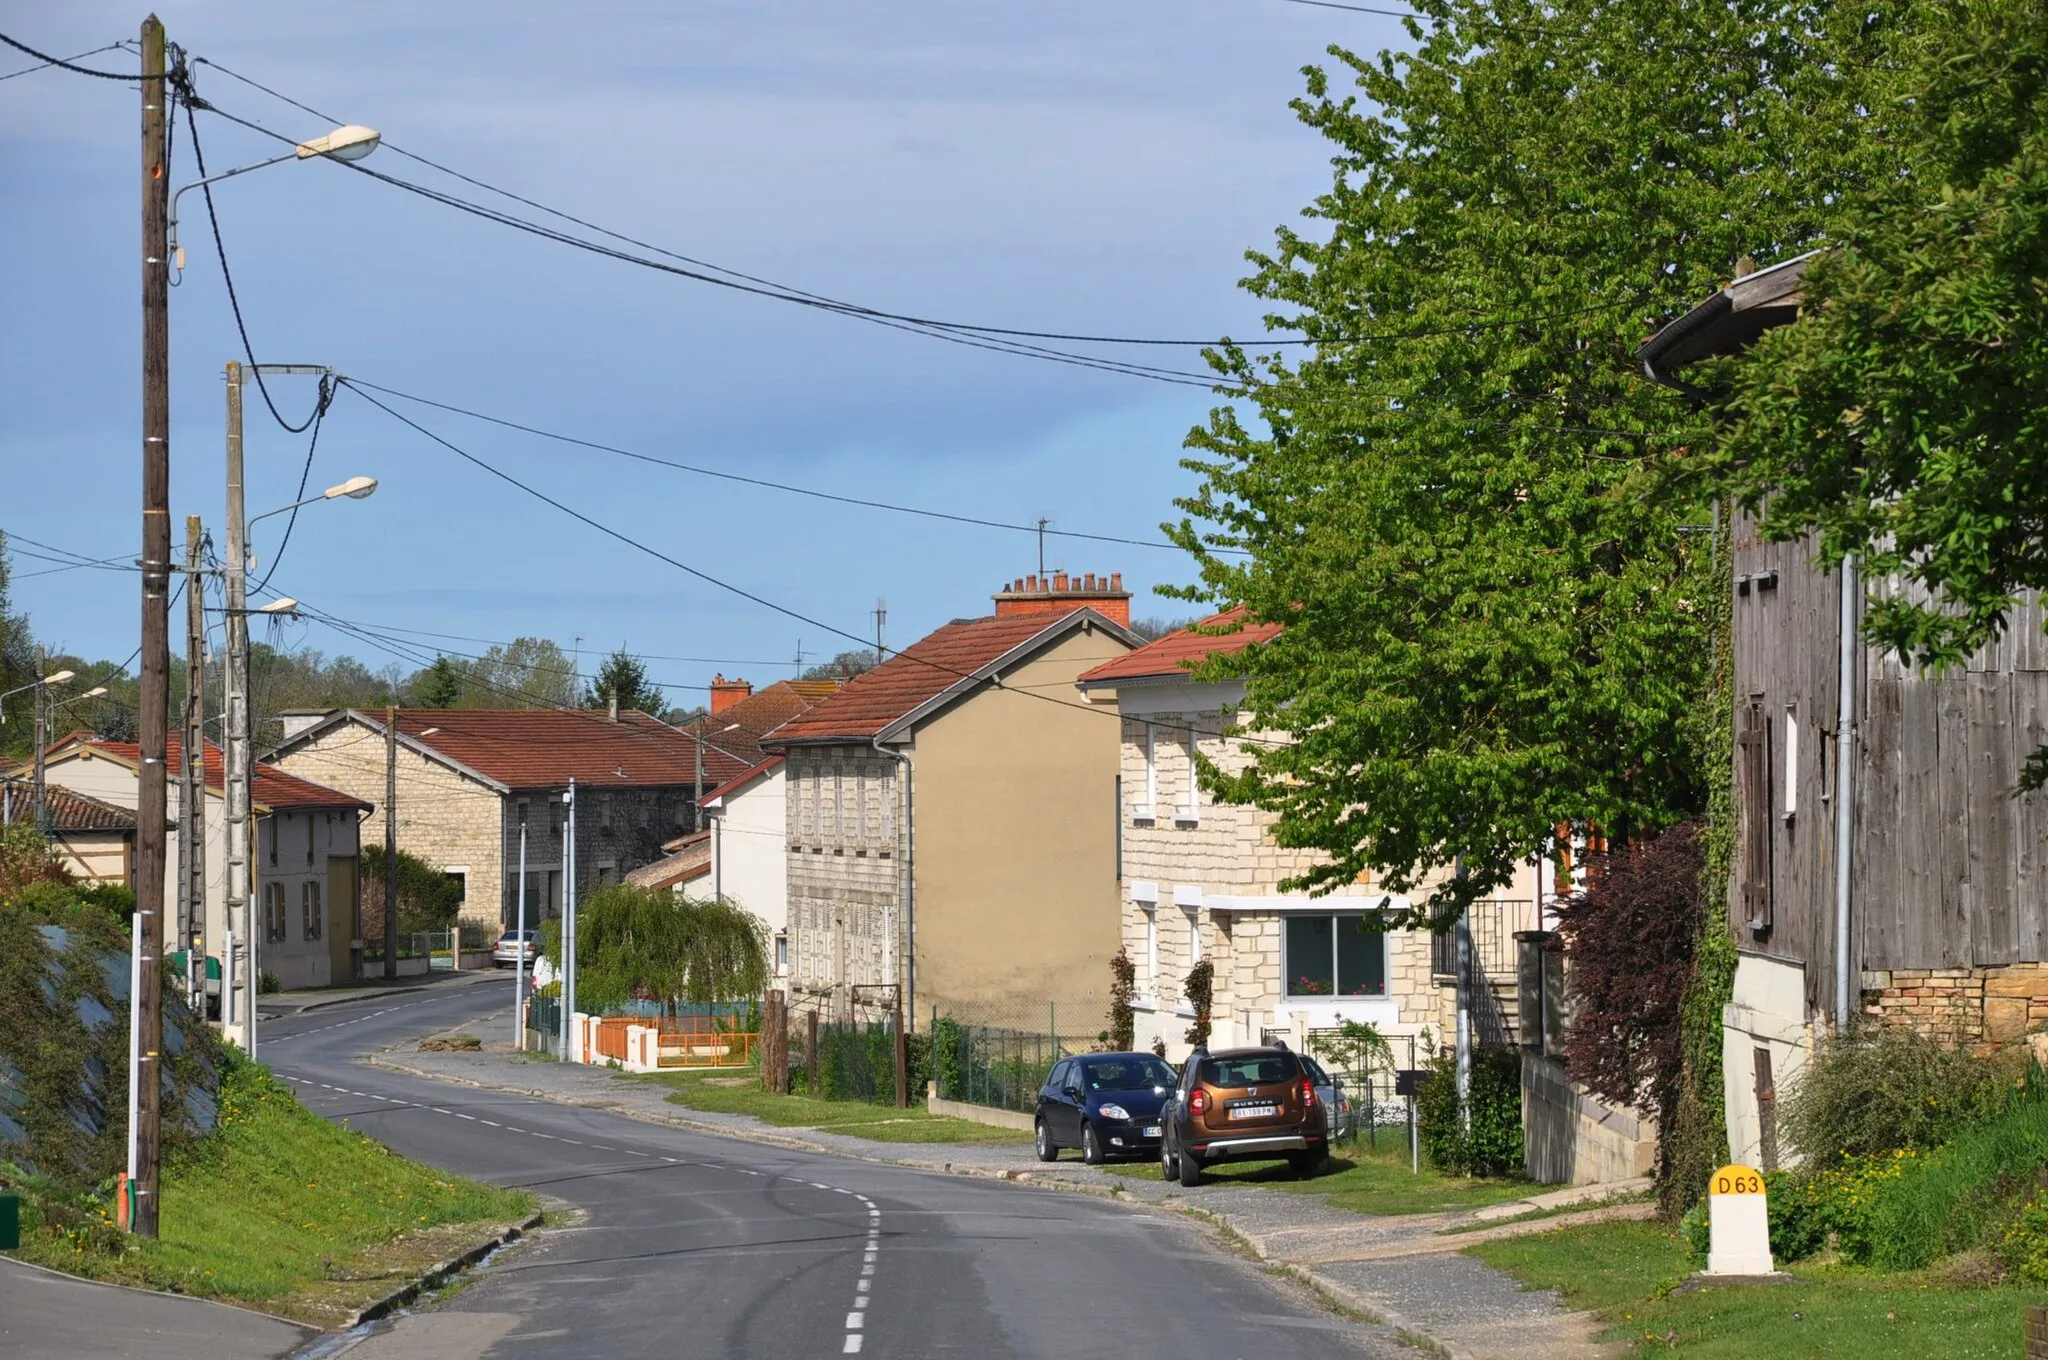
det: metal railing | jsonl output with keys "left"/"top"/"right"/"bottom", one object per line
{"left": 1430, "top": 899, "right": 1528, "bottom": 979}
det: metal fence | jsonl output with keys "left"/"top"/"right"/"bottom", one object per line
{"left": 1429, "top": 899, "right": 1528, "bottom": 979}
{"left": 930, "top": 1017, "right": 1067, "bottom": 1113}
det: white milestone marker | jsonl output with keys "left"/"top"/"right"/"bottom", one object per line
{"left": 1706, "top": 1163, "right": 1774, "bottom": 1276}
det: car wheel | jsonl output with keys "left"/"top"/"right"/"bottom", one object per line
{"left": 1178, "top": 1148, "right": 1203, "bottom": 1188}
{"left": 1286, "top": 1150, "right": 1321, "bottom": 1178}
{"left": 1082, "top": 1122, "right": 1105, "bottom": 1166}
{"left": 1160, "top": 1135, "right": 1179, "bottom": 1181}
{"left": 1035, "top": 1119, "right": 1059, "bottom": 1162}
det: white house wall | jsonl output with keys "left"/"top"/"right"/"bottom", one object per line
{"left": 711, "top": 765, "right": 790, "bottom": 959}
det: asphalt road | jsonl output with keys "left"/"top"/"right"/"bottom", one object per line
{"left": 261, "top": 979, "right": 1404, "bottom": 1360}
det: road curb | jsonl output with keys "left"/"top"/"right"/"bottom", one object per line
{"left": 344, "top": 1212, "right": 543, "bottom": 1328}
{"left": 361, "top": 1052, "right": 1486, "bottom": 1356}
{"left": 268, "top": 975, "right": 504, "bottom": 1017}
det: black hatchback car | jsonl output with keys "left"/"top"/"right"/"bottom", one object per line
{"left": 1034, "top": 1052, "right": 1178, "bottom": 1164}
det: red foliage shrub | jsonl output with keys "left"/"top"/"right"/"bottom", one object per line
{"left": 1551, "top": 820, "right": 1704, "bottom": 1125}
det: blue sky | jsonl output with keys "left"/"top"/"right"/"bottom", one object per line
{"left": 2, "top": 1, "right": 1408, "bottom": 700}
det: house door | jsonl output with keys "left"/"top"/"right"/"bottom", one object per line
{"left": 327, "top": 856, "right": 359, "bottom": 984}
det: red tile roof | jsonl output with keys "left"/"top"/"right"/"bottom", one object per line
{"left": 765, "top": 608, "right": 1120, "bottom": 744}
{"left": 684, "top": 680, "right": 839, "bottom": 766}
{"left": 1074, "top": 606, "right": 1281, "bottom": 685}
{"left": 628, "top": 829, "right": 712, "bottom": 890}
{"left": 42, "top": 785, "right": 146, "bottom": 833}
{"left": 386, "top": 709, "right": 748, "bottom": 790}
{"left": 50, "top": 737, "right": 371, "bottom": 813}
{"left": 702, "top": 755, "right": 783, "bottom": 806}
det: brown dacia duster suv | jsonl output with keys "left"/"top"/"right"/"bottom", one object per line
{"left": 1160, "top": 1043, "right": 1327, "bottom": 1186}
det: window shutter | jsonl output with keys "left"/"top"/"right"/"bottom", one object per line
{"left": 1738, "top": 700, "right": 1774, "bottom": 934}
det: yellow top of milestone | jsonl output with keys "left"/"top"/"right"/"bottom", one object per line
{"left": 1711, "top": 1165, "right": 1765, "bottom": 1196}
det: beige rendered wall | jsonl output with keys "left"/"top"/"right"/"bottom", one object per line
{"left": 273, "top": 722, "right": 504, "bottom": 929}
{"left": 909, "top": 623, "right": 1131, "bottom": 1027}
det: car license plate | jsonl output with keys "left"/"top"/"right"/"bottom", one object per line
{"left": 1142, "top": 1124, "right": 1162, "bottom": 1138}
{"left": 1231, "top": 1104, "right": 1278, "bottom": 1120}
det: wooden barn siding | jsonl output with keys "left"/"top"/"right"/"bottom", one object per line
{"left": 1732, "top": 509, "right": 2048, "bottom": 1012}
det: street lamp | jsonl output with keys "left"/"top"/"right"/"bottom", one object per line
{"left": 222, "top": 476, "right": 376, "bottom": 1062}
{"left": 2, "top": 663, "right": 78, "bottom": 832}
{"left": 168, "top": 125, "right": 382, "bottom": 271}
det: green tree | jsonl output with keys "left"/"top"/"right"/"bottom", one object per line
{"left": 360, "top": 845, "right": 465, "bottom": 941}
{"left": 1707, "top": 0, "right": 2048, "bottom": 772}
{"left": 1169, "top": 0, "right": 1892, "bottom": 924}
{"left": 454, "top": 637, "right": 578, "bottom": 710}
{"left": 413, "top": 655, "right": 465, "bottom": 709}
{"left": 540, "top": 885, "right": 768, "bottom": 1013}
{"left": 583, "top": 647, "right": 662, "bottom": 713}
{"left": 800, "top": 648, "right": 877, "bottom": 681}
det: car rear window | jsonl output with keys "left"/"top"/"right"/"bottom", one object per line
{"left": 1199, "top": 1054, "right": 1298, "bottom": 1087}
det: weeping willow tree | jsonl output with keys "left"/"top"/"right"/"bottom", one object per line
{"left": 542, "top": 886, "right": 769, "bottom": 1014}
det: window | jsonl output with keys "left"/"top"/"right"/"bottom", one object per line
{"left": 306, "top": 816, "right": 316, "bottom": 865}
{"left": 832, "top": 766, "right": 845, "bottom": 839}
{"left": 267, "top": 823, "right": 277, "bottom": 866}
{"left": 444, "top": 871, "right": 467, "bottom": 903}
{"left": 1142, "top": 725, "right": 1158, "bottom": 816}
{"left": 775, "top": 932, "right": 788, "bottom": 974}
{"left": 804, "top": 767, "right": 819, "bottom": 841}
{"left": 1284, "top": 913, "right": 1388, "bottom": 998}
{"left": 1184, "top": 907, "right": 1203, "bottom": 967}
{"left": 881, "top": 767, "right": 896, "bottom": 843}
{"left": 857, "top": 764, "right": 872, "bottom": 840}
{"left": 1783, "top": 703, "right": 1799, "bottom": 821}
{"left": 302, "top": 881, "right": 323, "bottom": 940}
{"left": 1177, "top": 730, "right": 1200, "bottom": 823}
{"left": 264, "top": 882, "right": 287, "bottom": 942}
{"left": 1143, "top": 907, "right": 1158, "bottom": 993}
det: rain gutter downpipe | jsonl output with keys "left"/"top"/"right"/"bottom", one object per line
{"left": 1834, "top": 557, "right": 1859, "bottom": 1031}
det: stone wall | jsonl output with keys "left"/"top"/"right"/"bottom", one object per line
{"left": 272, "top": 724, "right": 504, "bottom": 929}
{"left": 1522, "top": 1049, "right": 1658, "bottom": 1186}
{"left": 784, "top": 743, "right": 903, "bottom": 1015}
{"left": 1863, "top": 962, "right": 2048, "bottom": 1055}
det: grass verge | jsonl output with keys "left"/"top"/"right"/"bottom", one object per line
{"left": 645, "top": 1069, "right": 1029, "bottom": 1145}
{"left": 1109, "top": 1139, "right": 1532, "bottom": 1216}
{"left": 1468, "top": 1219, "right": 2039, "bottom": 1358}
{"left": 4, "top": 1055, "right": 534, "bottom": 1325}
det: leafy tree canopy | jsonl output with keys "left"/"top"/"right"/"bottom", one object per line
{"left": 449, "top": 636, "right": 579, "bottom": 711}
{"left": 413, "top": 655, "right": 465, "bottom": 709}
{"left": 1171, "top": 0, "right": 1893, "bottom": 925}
{"left": 540, "top": 885, "right": 768, "bottom": 1013}
{"left": 1705, "top": 0, "right": 2048, "bottom": 753}
{"left": 584, "top": 647, "right": 663, "bottom": 713}
{"left": 801, "top": 649, "right": 877, "bottom": 681}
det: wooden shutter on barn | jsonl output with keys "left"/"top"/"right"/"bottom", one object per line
{"left": 1738, "top": 699, "right": 1774, "bottom": 936}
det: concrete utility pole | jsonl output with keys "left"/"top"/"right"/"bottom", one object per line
{"left": 560, "top": 780, "right": 577, "bottom": 1058}
{"left": 513, "top": 819, "right": 528, "bottom": 1049}
{"left": 182, "top": 517, "right": 207, "bottom": 1008}
{"left": 132, "top": 13, "right": 171, "bottom": 1239}
{"left": 31, "top": 646, "right": 48, "bottom": 833}
{"left": 384, "top": 702, "right": 399, "bottom": 979}
{"left": 223, "top": 360, "right": 255, "bottom": 1055}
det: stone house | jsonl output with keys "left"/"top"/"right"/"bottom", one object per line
{"left": 1075, "top": 609, "right": 1541, "bottom": 1061}
{"left": 762, "top": 572, "right": 1142, "bottom": 1030}
{"left": 35, "top": 735, "right": 369, "bottom": 990}
{"left": 0, "top": 782, "right": 154, "bottom": 888}
{"left": 1641, "top": 254, "right": 2048, "bottom": 1172}
{"left": 268, "top": 708, "right": 747, "bottom": 932}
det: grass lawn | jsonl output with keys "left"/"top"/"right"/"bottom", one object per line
{"left": 645, "top": 1070, "right": 1030, "bottom": 1145}
{"left": 6, "top": 1057, "right": 534, "bottom": 1325}
{"left": 1109, "top": 1138, "right": 1534, "bottom": 1216}
{"left": 1469, "top": 1219, "right": 2040, "bottom": 1358}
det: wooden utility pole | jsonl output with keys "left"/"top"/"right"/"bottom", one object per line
{"left": 383, "top": 703, "right": 399, "bottom": 979}
{"left": 182, "top": 517, "right": 207, "bottom": 1007}
{"left": 132, "top": 13, "right": 170, "bottom": 1239}
{"left": 806, "top": 1008, "right": 820, "bottom": 1095}
{"left": 762, "top": 990, "right": 785, "bottom": 1094}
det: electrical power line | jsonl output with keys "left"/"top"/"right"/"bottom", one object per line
{"left": 0, "top": 40, "right": 126, "bottom": 81}
{"left": 341, "top": 378, "right": 1225, "bottom": 556}
{"left": 0, "top": 31, "right": 136, "bottom": 80}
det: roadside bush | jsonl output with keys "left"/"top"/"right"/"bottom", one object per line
{"left": 1103, "top": 949, "right": 1136, "bottom": 1053}
{"left": 1782, "top": 1024, "right": 2007, "bottom": 1164}
{"left": 1997, "top": 1192, "right": 2048, "bottom": 1283}
{"left": 1418, "top": 1043, "right": 1523, "bottom": 1178}
{"left": 1858, "top": 1072, "right": 2048, "bottom": 1270}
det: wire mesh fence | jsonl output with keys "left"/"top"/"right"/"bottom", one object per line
{"left": 1305, "top": 1026, "right": 1426, "bottom": 1154}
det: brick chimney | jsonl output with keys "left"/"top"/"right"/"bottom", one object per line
{"left": 709, "top": 674, "right": 753, "bottom": 714}
{"left": 992, "top": 570, "right": 1131, "bottom": 627}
